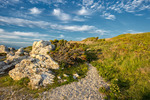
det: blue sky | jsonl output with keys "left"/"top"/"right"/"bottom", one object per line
{"left": 0, "top": 0, "right": 150, "bottom": 48}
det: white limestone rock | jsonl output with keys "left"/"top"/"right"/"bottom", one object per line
{"left": 30, "top": 40, "right": 54, "bottom": 55}
{"left": 73, "top": 73, "right": 79, "bottom": 79}
{"left": 0, "top": 45, "right": 9, "bottom": 53}
{"left": 15, "top": 47, "right": 24, "bottom": 56}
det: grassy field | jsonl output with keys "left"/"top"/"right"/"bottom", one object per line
{"left": 87, "top": 32, "right": 150, "bottom": 99}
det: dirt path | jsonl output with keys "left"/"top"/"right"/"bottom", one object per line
{"left": 37, "top": 64, "right": 108, "bottom": 100}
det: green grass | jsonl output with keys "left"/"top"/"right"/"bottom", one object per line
{"left": 87, "top": 32, "right": 150, "bottom": 99}
{"left": 23, "top": 46, "right": 32, "bottom": 53}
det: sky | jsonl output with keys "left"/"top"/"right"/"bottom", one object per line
{"left": 0, "top": 0, "right": 150, "bottom": 48}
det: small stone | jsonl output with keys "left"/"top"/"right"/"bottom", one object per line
{"left": 63, "top": 74, "right": 69, "bottom": 77}
{"left": 57, "top": 76, "right": 61, "bottom": 79}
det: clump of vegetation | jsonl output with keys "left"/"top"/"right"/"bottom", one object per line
{"left": 82, "top": 37, "right": 105, "bottom": 42}
{"left": 0, "top": 75, "right": 30, "bottom": 87}
{"left": 23, "top": 46, "right": 32, "bottom": 53}
{"left": 0, "top": 53, "right": 7, "bottom": 56}
{"left": 82, "top": 37, "right": 99, "bottom": 41}
{"left": 89, "top": 32, "right": 150, "bottom": 99}
{"left": 49, "top": 39, "right": 88, "bottom": 68}
{"left": 0, "top": 53, "right": 7, "bottom": 61}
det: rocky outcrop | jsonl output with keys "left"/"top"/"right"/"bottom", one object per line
{"left": 15, "top": 47, "right": 24, "bottom": 56}
{"left": 9, "top": 58, "right": 55, "bottom": 89}
{"left": 0, "top": 54, "right": 28, "bottom": 75}
{"left": 8, "top": 40, "right": 59, "bottom": 89}
{"left": 0, "top": 45, "right": 9, "bottom": 53}
{"left": 30, "top": 40, "right": 55, "bottom": 55}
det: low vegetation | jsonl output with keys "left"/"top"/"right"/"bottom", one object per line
{"left": 49, "top": 39, "right": 90, "bottom": 67}
{"left": 0, "top": 53, "right": 7, "bottom": 62}
{"left": 23, "top": 46, "right": 32, "bottom": 53}
{"left": 0, "top": 53, "right": 7, "bottom": 56}
{"left": 87, "top": 33, "right": 150, "bottom": 99}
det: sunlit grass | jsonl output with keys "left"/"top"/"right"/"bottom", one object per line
{"left": 89, "top": 32, "right": 150, "bottom": 99}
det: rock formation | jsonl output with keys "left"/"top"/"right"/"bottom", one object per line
{"left": 0, "top": 45, "right": 9, "bottom": 53}
{"left": 0, "top": 48, "right": 28, "bottom": 75}
{"left": 8, "top": 40, "right": 59, "bottom": 89}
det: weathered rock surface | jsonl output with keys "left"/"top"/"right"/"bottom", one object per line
{"left": 9, "top": 57, "right": 55, "bottom": 89}
{"left": 8, "top": 40, "right": 59, "bottom": 89}
{"left": 0, "top": 45, "right": 9, "bottom": 53}
{"left": 15, "top": 47, "right": 24, "bottom": 56}
{"left": 0, "top": 54, "right": 27, "bottom": 75}
{"left": 30, "top": 40, "right": 55, "bottom": 55}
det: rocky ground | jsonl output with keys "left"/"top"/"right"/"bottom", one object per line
{"left": 0, "top": 64, "right": 108, "bottom": 100}
{"left": 36, "top": 64, "right": 108, "bottom": 100}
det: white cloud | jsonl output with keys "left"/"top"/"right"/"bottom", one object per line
{"left": 101, "top": 12, "right": 116, "bottom": 20}
{"left": 125, "top": 30, "right": 143, "bottom": 34}
{"left": 29, "top": 7, "right": 42, "bottom": 15}
{"left": 51, "top": 24, "right": 94, "bottom": 32}
{"left": 0, "top": 28, "right": 49, "bottom": 39}
{"left": 59, "top": 34, "right": 65, "bottom": 38}
{"left": 29, "top": 0, "right": 65, "bottom": 5}
{"left": 83, "top": 0, "right": 94, "bottom": 7}
{"left": 53, "top": 8, "right": 71, "bottom": 21}
{"left": 77, "top": 7, "right": 91, "bottom": 15}
{"left": 73, "top": 16, "right": 85, "bottom": 22}
{"left": 0, "top": 0, "right": 20, "bottom": 8}
{"left": 135, "top": 14, "right": 144, "bottom": 16}
{"left": 0, "top": 16, "right": 106, "bottom": 34}
{"left": 13, "top": 31, "right": 48, "bottom": 37}
{"left": 0, "top": 16, "right": 50, "bottom": 28}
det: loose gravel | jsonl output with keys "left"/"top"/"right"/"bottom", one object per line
{"left": 37, "top": 64, "right": 108, "bottom": 100}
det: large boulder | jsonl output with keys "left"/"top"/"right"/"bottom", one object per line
{"left": 0, "top": 45, "right": 9, "bottom": 53}
{"left": 9, "top": 58, "right": 55, "bottom": 89}
{"left": 8, "top": 40, "right": 59, "bottom": 89}
{"left": 30, "top": 40, "right": 55, "bottom": 55}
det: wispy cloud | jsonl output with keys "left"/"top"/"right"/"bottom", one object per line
{"left": 82, "top": 0, "right": 94, "bottom": 7}
{"left": 77, "top": 7, "right": 91, "bottom": 15}
{"left": 0, "top": 16, "right": 107, "bottom": 34}
{"left": 51, "top": 24, "right": 94, "bottom": 32}
{"left": 0, "top": 28, "right": 49, "bottom": 39}
{"left": 0, "top": 0, "right": 20, "bottom": 8}
{"left": 73, "top": 16, "right": 85, "bottom": 22}
{"left": 0, "top": 16, "right": 50, "bottom": 28}
{"left": 101, "top": 12, "right": 116, "bottom": 20}
{"left": 29, "top": 7, "right": 42, "bottom": 15}
{"left": 125, "top": 30, "right": 143, "bottom": 34}
{"left": 53, "top": 8, "right": 71, "bottom": 21}
{"left": 135, "top": 14, "right": 144, "bottom": 16}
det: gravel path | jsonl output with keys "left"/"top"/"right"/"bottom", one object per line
{"left": 37, "top": 63, "right": 108, "bottom": 100}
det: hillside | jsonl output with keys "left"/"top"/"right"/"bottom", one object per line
{"left": 86, "top": 32, "right": 150, "bottom": 99}
{"left": 0, "top": 32, "right": 150, "bottom": 99}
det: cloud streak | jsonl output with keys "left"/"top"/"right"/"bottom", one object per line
{"left": 0, "top": 16, "right": 106, "bottom": 34}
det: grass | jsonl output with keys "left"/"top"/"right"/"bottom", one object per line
{"left": 87, "top": 32, "right": 150, "bottom": 99}
{"left": 23, "top": 46, "right": 32, "bottom": 53}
